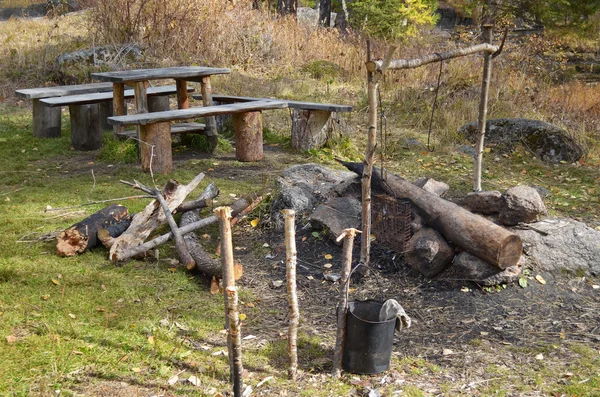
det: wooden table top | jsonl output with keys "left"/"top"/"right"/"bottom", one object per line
{"left": 91, "top": 66, "right": 231, "bottom": 83}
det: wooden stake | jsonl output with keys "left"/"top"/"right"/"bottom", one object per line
{"left": 332, "top": 228, "right": 359, "bottom": 377}
{"left": 282, "top": 209, "right": 299, "bottom": 381}
{"left": 474, "top": 25, "right": 494, "bottom": 192}
{"left": 215, "top": 206, "right": 238, "bottom": 383}
{"left": 226, "top": 286, "right": 243, "bottom": 397}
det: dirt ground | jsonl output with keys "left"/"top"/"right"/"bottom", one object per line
{"left": 53, "top": 147, "right": 600, "bottom": 396}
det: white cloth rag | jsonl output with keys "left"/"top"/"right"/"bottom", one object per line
{"left": 379, "top": 299, "right": 411, "bottom": 331}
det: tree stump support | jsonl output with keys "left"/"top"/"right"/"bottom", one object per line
{"left": 291, "top": 109, "right": 332, "bottom": 151}
{"left": 233, "top": 111, "right": 263, "bottom": 162}
{"left": 33, "top": 99, "right": 61, "bottom": 138}
{"left": 69, "top": 104, "right": 102, "bottom": 151}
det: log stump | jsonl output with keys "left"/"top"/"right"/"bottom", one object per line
{"left": 69, "top": 104, "right": 102, "bottom": 151}
{"left": 291, "top": 109, "right": 332, "bottom": 151}
{"left": 233, "top": 111, "right": 263, "bottom": 162}
{"left": 98, "top": 101, "right": 113, "bottom": 131}
{"left": 148, "top": 95, "right": 171, "bottom": 112}
{"left": 140, "top": 122, "right": 173, "bottom": 174}
{"left": 33, "top": 99, "right": 61, "bottom": 138}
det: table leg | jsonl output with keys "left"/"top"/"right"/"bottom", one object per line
{"left": 176, "top": 79, "right": 189, "bottom": 109}
{"left": 32, "top": 98, "right": 61, "bottom": 138}
{"left": 112, "top": 83, "right": 126, "bottom": 136}
{"left": 200, "top": 76, "right": 218, "bottom": 151}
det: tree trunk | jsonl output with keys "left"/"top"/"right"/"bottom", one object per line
{"left": 341, "top": 162, "right": 523, "bottom": 268}
{"left": 57, "top": 204, "right": 130, "bottom": 256}
{"left": 233, "top": 111, "right": 263, "bottom": 162}
{"left": 319, "top": 0, "right": 331, "bottom": 26}
{"left": 283, "top": 209, "right": 299, "bottom": 381}
{"left": 277, "top": 0, "right": 297, "bottom": 17}
{"left": 109, "top": 174, "right": 205, "bottom": 262}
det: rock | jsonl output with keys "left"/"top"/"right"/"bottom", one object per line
{"left": 334, "top": 176, "right": 361, "bottom": 199}
{"left": 531, "top": 185, "right": 551, "bottom": 199}
{"left": 405, "top": 228, "right": 454, "bottom": 278}
{"left": 57, "top": 44, "right": 143, "bottom": 66}
{"left": 459, "top": 118, "right": 584, "bottom": 163}
{"left": 297, "top": 7, "right": 336, "bottom": 27}
{"left": 440, "top": 252, "right": 523, "bottom": 286}
{"left": 411, "top": 211, "right": 425, "bottom": 234}
{"left": 499, "top": 185, "right": 547, "bottom": 225}
{"left": 463, "top": 190, "right": 503, "bottom": 214}
{"left": 270, "top": 164, "right": 356, "bottom": 228}
{"left": 413, "top": 177, "right": 449, "bottom": 197}
{"left": 512, "top": 218, "right": 600, "bottom": 276}
{"left": 401, "top": 138, "right": 422, "bottom": 148}
{"left": 309, "top": 197, "right": 361, "bottom": 241}
{"left": 456, "top": 145, "right": 476, "bottom": 157}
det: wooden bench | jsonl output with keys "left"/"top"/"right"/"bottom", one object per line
{"left": 40, "top": 85, "right": 196, "bottom": 151}
{"left": 108, "top": 100, "right": 288, "bottom": 174}
{"left": 15, "top": 82, "right": 114, "bottom": 139}
{"left": 192, "top": 94, "right": 352, "bottom": 151}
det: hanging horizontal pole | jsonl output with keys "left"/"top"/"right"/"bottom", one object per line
{"left": 366, "top": 43, "right": 499, "bottom": 72}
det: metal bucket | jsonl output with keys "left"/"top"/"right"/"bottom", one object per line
{"left": 342, "top": 300, "right": 396, "bottom": 374}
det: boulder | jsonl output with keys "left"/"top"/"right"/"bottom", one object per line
{"left": 499, "top": 185, "right": 547, "bottom": 225}
{"left": 270, "top": 164, "right": 356, "bottom": 228}
{"left": 463, "top": 190, "right": 503, "bottom": 214}
{"left": 309, "top": 197, "right": 362, "bottom": 241}
{"left": 57, "top": 45, "right": 143, "bottom": 66}
{"left": 413, "top": 177, "right": 449, "bottom": 197}
{"left": 297, "top": 7, "right": 336, "bottom": 27}
{"left": 455, "top": 145, "right": 476, "bottom": 157}
{"left": 460, "top": 118, "right": 584, "bottom": 163}
{"left": 405, "top": 228, "right": 454, "bottom": 278}
{"left": 513, "top": 218, "right": 600, "bottom": 276}
{"left": 440, "top": 252, "right": 524, "bottom": 286}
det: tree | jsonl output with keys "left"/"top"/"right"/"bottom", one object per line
{"left": 319, "top": 0, "right": 332, "bottom": 27}
{"left": 277, "top": 0, "right": 298, "bottom": 17}
{"left": 348, "top": 0, "right": 438, "bottom": 40}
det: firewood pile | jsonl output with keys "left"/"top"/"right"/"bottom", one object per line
{"left": 55, "top": 172, "right": 260, "bottom": 281}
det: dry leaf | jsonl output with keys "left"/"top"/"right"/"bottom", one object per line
{"left": 148, "top": 336, "right": 155, "bottom": 345}
{"left": 239, "top": 313, "right": 247, "bottom": 321}
{"left": 323, "top": 263, "right": 333, "bottom": 269}
{"left": 210, "top": 277, "right": 221, "bottom": 295}
{"left": 442, "top": 348, "right": 454, "bottom": 356}
{"left": 250, "top": 218, "right": 259, "bottom": 228}
{"left": 68, "top": 313, "right": 76, "bottom": 319}
{"left": 535, "top": 353, "right": 544, "bottom": 360}
{"left": 5, "top": 335, "right": 17, "bottom": 344}
{"left": 245, "top": 302, "right": 255, "bottom": 308}
{"left": 301, "top": 236, "right": 307, "bottom": 242}
{"left": 41, "top": 295, "right": 50, "bottom": 301}
{"left": 167, "top": 375, "right": 179, "bottom": 386}
{"left": 484, "top": 147, "right": 492, "bottom": 153}
{"left": 234, "top": 262, "right": 243, "bottom": 280}
{"left": 51, "top": 279, "right": 60, "bottom": 285}
{"left": 324, "top": 254, "right": 333, "bottom": 260}
{"left": 535, "top": 275, "right": 547, "bottom": 285}
{"left": 131, "top": 367, "right": 142, "bottom": 373}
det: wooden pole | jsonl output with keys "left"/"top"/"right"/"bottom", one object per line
{"left": 282, "top": 209, "right": 299, "bottom": 381}
{"left": 215, "top": 206, "right": 238, "bottom": 383}
{"left": 226, "top": 286, "right": 243, "bottom": 397}
{"left": 474, "top": 24, "right": 494, "bottom": 192}
{"left": 361, "top": 45, "right": 397, "bottom": 265}
{"left": 366, "top": 43, "right": 499, "bottom": 72}
{"left": 332, "top": 228, "right": 359, "bottom": 377}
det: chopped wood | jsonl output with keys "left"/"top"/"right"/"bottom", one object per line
{"left": 57, "top": 204, "right": 130, "bottom": 256}
{"left": 175, "top": 182, "right": 219, "bottom": 213}
{"left": 282, "top": 209, "right": 299, "bottom": 381}
{"left": 332, "top": 228, "right": 358, "bottom": 377}
{"left": 341, "top": 161, "right": 522, "bottom": 268}
{"left": 114, "top": 198, "right": 249, "bottom": 262}
{"left": 230, "top": 195, "right": 263, "bottom": 227}
{"left": 109, "top": 173, "right": 205, "bottom": 262}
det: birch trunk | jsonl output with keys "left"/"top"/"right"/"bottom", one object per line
{"left": 283, "top": 209, "right": 299, "bottom": 381}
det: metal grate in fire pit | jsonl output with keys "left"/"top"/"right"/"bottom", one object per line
{"left": 371, "top": 194, "right": 413, "bottom": 254}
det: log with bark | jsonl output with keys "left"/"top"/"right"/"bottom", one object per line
{"left": 57, "top": 204, "right": 130, "bottom": 256}
{"left": 109, "top": 173, "right": 205, "bottom": 262}
{"left": 340, "top": 161, "right": 522, "bottom": 268}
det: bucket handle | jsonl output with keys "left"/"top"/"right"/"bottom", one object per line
{"left": 346, "top": 262, "right": 387, "bottom": 303}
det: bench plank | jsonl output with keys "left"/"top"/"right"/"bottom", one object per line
{"left": 15, "top": 83, "right": 114, "bottom": 99}
{"left": 92, "top": 67, "right": 231, "bottom": 83}
{"left": 108, "top": 100, "right": 288, "bottom": 126}
{"left": 41, "top": 86, "right": 194, "bottom": 107}
{"left": 192, "top": 94, "right": 352, "bottom": 112}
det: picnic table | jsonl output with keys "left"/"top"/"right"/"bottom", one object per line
{"left": 91, "top": 66, "right": 231, "bottom": 137}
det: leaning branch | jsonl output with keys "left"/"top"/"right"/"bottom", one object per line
{"left": 366, "top": 43, "right": 499, "bottom": 72}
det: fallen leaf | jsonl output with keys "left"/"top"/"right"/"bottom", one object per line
{"left": 167, "top": 374, "right": 179, "bottom": 386}
{"left": 242, "top": 385, "right": 253, "bottom": 397}
{"left": 250, "top": 218, "right": 259, "bottom": 228}
{"left": 131, "top": 367, "right": 142, "bottom": 373}
{"left": 96, "top": 307, "right": 106, "bottom": 312}
{"left": 51, "top": 279, "right": 60, "bottom": 285}
{"left": 148, "top": 336, "right": 155, "bottom": 345}
{"left": 442, "top": 348, "right": 454, "bottom": 356}
{"left": 460, "top": 286, "right": 470, "bottom": 292}
{"left": 301, "top": 236, "right": 307, "bottom": 242}
{"left": 187, "top": 375, "right": 201, "bottom": 386}
{"left": 484, "top": 147, "right": 491, "bottom": 153}
{"left": 211, "top": 350, "right": 227, "bottom": 356}
{"left": 262, "top": 243, "right": 269, "bottom": 248}
{"left": 307, "top": 275, "right": 314, "bottom": 281}
{"left": 72, "top": 350, "right": 84, "bottom": 355}
{"left": 535, "top": 275, "right": 547, "bottom": 285}
{"left": 592, "top": 285, "right": 599, "bottom": 290}
{"left": 239, "top": 313, "right": 247, "bottom": 321}
{"left": 41, "top": 295, "right": 50, "bottom": 301}
{"left": 271, "top": 280, "right": 284, "bottom": 288}
{"left": 323, "top": 263, "right": 333, "bottom": 269}
{"left": 245, "top": 302, "right": 255, "bottom": 308}
{"left": 229, "top": 193, "right": 237, "bottom": 198}
{"left": 535, "top": 353, "right": 544, "bottom": 360}
{"left": 5, "top": 335, "right": 17, "bottom": 344}
{"left": 256, "top": 376, "right": 274, "bottom": 388}
{"left": 168, "top": 267, "right": 177, "bottom": 273}
{"left": 68, "top": 313, "right": 76, "bottom": 319}
{"left": 242, "top": 335, "right": 256, "bottom": 340}
{"left": 519, "top": 277, "right": 528, "bottom": 288}
{"left": 324, "top": 254, "right": 333, "bottom": 260}
{"left": 210, "top": 277, "right": 221, "bottom": 295}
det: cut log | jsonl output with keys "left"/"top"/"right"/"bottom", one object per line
{"left": 340, "top": 162, "right": 522, "bottom": 268}
{"left": 57, "top": 204, "right": 130, "bottom": 256}
{"left": 33, "top": 99, "right": 61, "bottom": 138}
{"left": 69, "top": 104, "right": 102, "bottom": 151}
{"left": 109, "top": 173, "right": 205, "bottom": 262}
{"left": 233, "top": 111, "right": 263, "bottom": 162}
{"left": 116, "top": 198, "right": 250, "bottom": 262}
